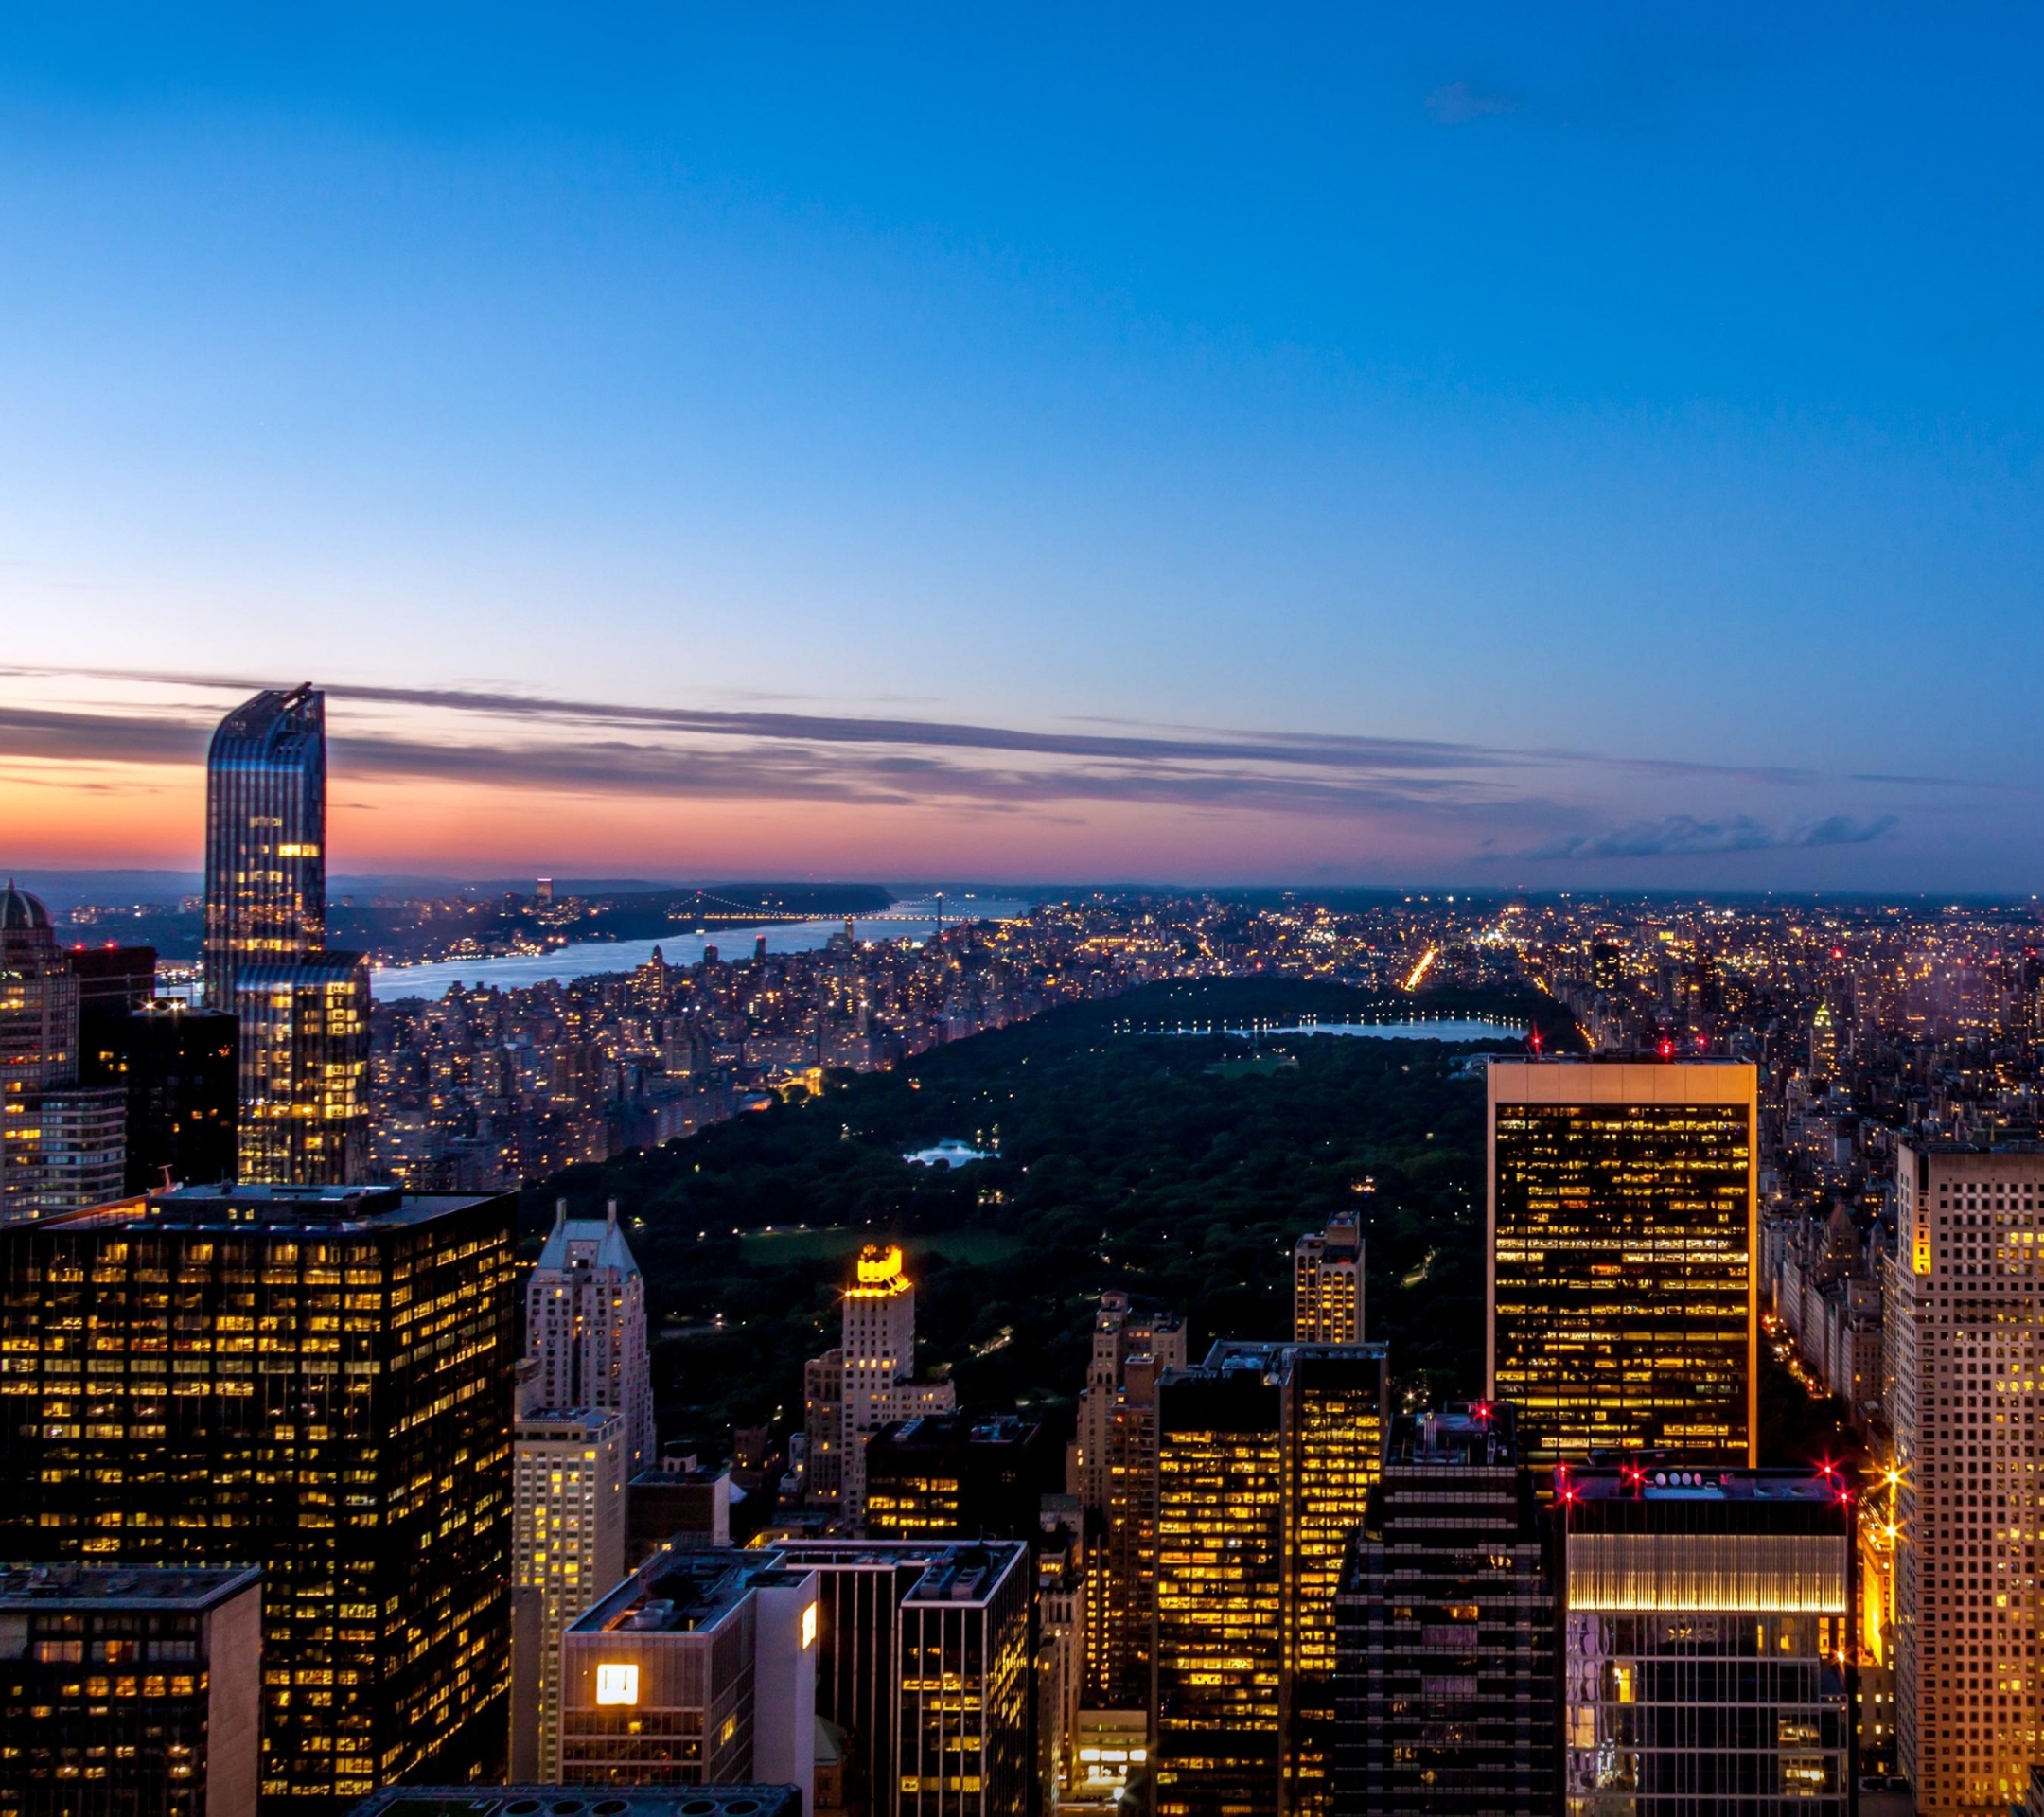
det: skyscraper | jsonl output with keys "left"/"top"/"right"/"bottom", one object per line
{"left": 1071, "top": 1291, "right": 1186, "bottom": 1710}
{"left": 0, "top": 1182, "right": 519, "bottom": 1811}
{"left": 803, "top": 1245, "right": 955, "bottom": 1529}
{"left": 1488, "top": 1057, "right": 1758, "bottom": 1466}
{"left": 1889, "top": 1138, "right": 2044, "bottom": 1813}
{"left": 203, "top": 686, "right": 371, "bottom": 1188}
{"left": 526, "top": 1199, "right": 658, "bottom": 1474}
{"left": 1152, "top": 1340, "right": 1388, "bottom": 1817}
{"left": 233, "top": 955, "right": 371, "bottom": 1187}
{"left": 1, "top": 881, "right": 125, "bottom": 1218}
{"left": 81, "top": 997, "right": 239, "bottom": 1192}
{"left": 1293, "top": 1213, "right": 1364, "bottom": 1345}
{"left": 203, "top": 686, "right": 326, "bottom": 1012}
{"left": 1333, "top": 1402, "right": 1554, "bottom": 1816}
{"left": 511, "top": 1405, "right": 627, "bottom": 1782}
{"left": 1555, "top": 1464, "right": 1854, "bottom": 1814}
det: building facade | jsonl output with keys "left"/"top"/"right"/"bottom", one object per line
{"left": 558, "top": 1546, "right": 819, "bottom": 1805}
{"left": 525, "top": 1201, "right": 658, "bottom": 1474}
{"left": 1556, "top": 1466, "right": 1854, "bottom": 1815}
{"left": 1153, "top": 1341, "right": 1388, "bottom": 1817}
{"left": 862, "top": 1413, "right": 1055, "bottom": 1543}
{"left": 512, "top": 1406, "right": 627, "bottom": 1783}
{"left": 1488, "top": 1058, "right": 1758, "bottom": 1465}
{"left": 233, "top": 956, "right": 370, "bottom": 1188}
{"left": 203, "top": 686, "right": 326, "bottom": 1013}
{"left": 1333, "top": 1403, "right": 1553, "bottom": 1815}
{"left": 0, "top": 1183, "right": 519, "bottom": 1812}
{"left": 1889, "top": 1138, "right": 2044, "bottom": 1812}
{"left": 82, "top": 999, "right": 238, "bottom": 1194}
{"left": 1292, "top": 1213, "right": 1363, "bottom": 1346}
{"left": 0, "top": 1562, "right": 263, "bottom": 1817}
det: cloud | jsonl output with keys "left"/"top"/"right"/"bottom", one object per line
{"left": 1524, "top": 813, "right": 1899, "bottom": 861}
{"left": 1425, "top": 81, "right": 1518, "bottom": 125}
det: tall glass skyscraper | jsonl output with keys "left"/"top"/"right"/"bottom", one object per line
{"left": 203, "top": 686, "right": 370, "bottom": 1184}
{"left": 1488, "top": 1059, "right": 1758, "bottom": 1466}
{"left": 203, "top": 686, "right": 327, "bottom": 1011}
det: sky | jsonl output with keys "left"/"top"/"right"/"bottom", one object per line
{"left": 2, "top": 6, "right": 2041, "bottom": 890}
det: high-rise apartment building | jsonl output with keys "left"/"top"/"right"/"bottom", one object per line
{"left": 511, "top": 1406, "right": 627, "bottom": 1783}
{"left": 1036, "top": 1497, "right": 1086, "bottom": 1808}
{"left": 0, "top": 1562, "right": 264, "bottom": 1817}
{"left": 1333, "top": 1402, "right": 1554, "bottom": 1816}
{"left": 1293, "top": 1213, "right": 1364, "bottom": 1345}
{"left": 1889, "top": 1138, "right": 2044, "bottom": 1813}
{"left": 1153, "top": 1340, "right": 1388, "bottom": 1817}
{"left": 1555, "top": 1465, "right": 1854, "bottom": 1814}
{"left": 1488, "top": 1058, "right": 1758, "bottom": 1465}
{"left": 526, "top": 1200, "right": 658, "bottom": 1473}
{"left": 0, "top": 1182, "right": 519, "bottom": 1812}
{"left": 203, "top": 686, "right": 370, "bottom": 1188}
{"left": 1071, "top": 1291, "right": 1186, "bottom": 1710}
{"left": 203, "top": 687, "right": 326, "bottom": 1011}
{"left": 558, "top": 1545, "right": 819, "bottom": 1807}
{"left": 234, "top": 955, "right": 371, "bottom": 1187}
{"left": 1, "top": 882, "right": 125, "bottom": 1219}
{"left": 803, "top": 1246, "right": 955, "bottom": 1528}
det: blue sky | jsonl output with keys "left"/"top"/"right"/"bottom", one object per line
{"left": 2, "top": 6, "right": 2041, "bottom": 885}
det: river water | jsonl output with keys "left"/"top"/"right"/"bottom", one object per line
{"left": 370, "top": 895, "right": 1031, "bottom": 1001}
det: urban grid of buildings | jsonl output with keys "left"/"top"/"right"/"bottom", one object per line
{"left": 6, "top": 683, "right": 2044, "bottom": 1814}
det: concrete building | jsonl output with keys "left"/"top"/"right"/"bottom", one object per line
{"left": 0, "top": 1562, "right": 263, "bottom": 1817}
{"left": 559, "top": 1547, "right": 819, "bottom": 1811}
{"left": 1889, "top": 1138, "right": 2044, "bottom": 1812}
{"left": 512, "top": 1406, "right": 628, "bottom": 1782}
{"left": 527, "top": 1199, "right": 659, "bottom": 1474}
{"left": 1292, "top": 1212, "right": 1363, "bottom": 1345}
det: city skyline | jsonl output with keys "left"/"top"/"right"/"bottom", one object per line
{"left": 4, "top": 8, "right": 2043, "bottom": 888}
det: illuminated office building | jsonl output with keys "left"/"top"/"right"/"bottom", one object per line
{"left": 1071, "top": 1291, "right": 1185, "bottom": 1709}
{"left": 2, "top": 881, "right": 126, "bottom": 1221}
{"left": 1888, "top": 1139, "right": 2044, "bottom": 1813}
{"left": 526, "top": 1200, "right": 658, "bottom": 1474}
{"left": 512, "top": 1406, "right": 627, "bottom": 1783}
{"left": 0, "top": 1182, "right": 519, "bottom": 1812}
{"left": 1293, "top": 1214, "right": 1363, "bottom": 1345}
{"left": 1333, "top": 1402, "right": 1553, "bottom": 1816}
{"left": 558, "top": 1546, "right": 819, "bottom": 1808}
{"left": 766, "top": 1539, "right": 1032, "bottom": 1817}
{"left": 802, "top": 1246, "right": 955, "bottom": 1527}
{"left": 203, "top": 687, "right": 326, "bottom": 1012}
{"left": 1153, "top": 1340, "right": 1388, "bottom": 1817}
{"left": 0, "top": 1562, "right": 263, "bottom": 1817}
{"left": 1035, "top": 1499, "right": 1086, "bottom": 1806}
{"left": 1555, "top": 1465, "right": 1853, "bottom": 1815}
{"left": 234, "top": 955, "right": 370, "bottom": 1188}
{"left": 1488, "top": 1059, "right": 1758, "bottom": 1465}
{"left": 862, "top": 1413, "right": 1054, "bottom": 1542}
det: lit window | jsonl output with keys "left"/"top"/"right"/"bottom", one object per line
{"left": 595, "top": 1663, "right": 639, "bottom": 1705}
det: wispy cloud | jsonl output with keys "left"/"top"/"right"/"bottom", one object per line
{"left": 1425, "top": 81, "right": 1518, "bottom": 126}
{"left": 1524, "top": 813, "right": 1899, "bottom": 861}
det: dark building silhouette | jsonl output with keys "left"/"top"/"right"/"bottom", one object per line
{"left": 862, "top": 1413, "right": 1057, "bottom": 1542}
{"left": 68, "top": 943, "right": 157, "bottom": 1014}
{"left": 80, "top": 999, "right": 238, "bottom": 1191}
{"left": 1333, "top": 1402, "right": 1554, "bottom": 1816}
{"left": 0, "top": 1183, "right": 519, "bottom": 1813}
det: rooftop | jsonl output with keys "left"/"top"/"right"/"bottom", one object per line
{"left": 18, "top": 1182, "right": 507, "bottom": 1235}
{"left": 344, "top": 1789, "right": 802, "bottom": 1817}
{"left": 0, "top": 1563, "right": 262, "bottom": 1612}
{"left": 571, "top": 1549, "right": 806, "bottom": 1638}
{"left": 1559, "top": 1464, "right": 1847, "bottom": 1504}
